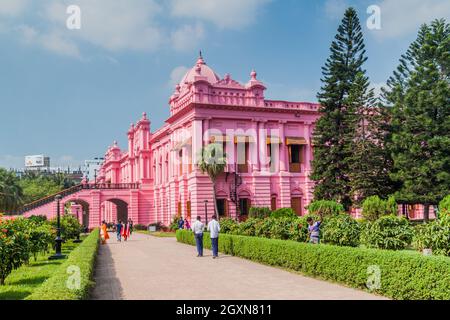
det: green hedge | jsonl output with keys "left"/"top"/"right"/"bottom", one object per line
{"left": 176, "top": 229, "right": 450, "bottom": 300}
{"left": 27, "top": 229, "right": 100, "bottom": 300}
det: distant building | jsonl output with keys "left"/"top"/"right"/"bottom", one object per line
{"left": 24, "top": 155, "right": 50, "bottom": 171}
{"left": 83, "top": 159, "right": 104, "bottom": 181}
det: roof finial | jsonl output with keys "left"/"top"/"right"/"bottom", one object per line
{"left": 197, "top": 50, "right": 205, "bottom": 65}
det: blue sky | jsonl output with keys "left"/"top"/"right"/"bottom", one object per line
{"left": 1, "top": 0, "right": 449, "bottom": 169}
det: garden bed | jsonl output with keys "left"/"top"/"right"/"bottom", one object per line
{"left": 25, "top": 229, "right": 99, "bottom": 300}
{"left": 176, "top": 229, "right": 450, "bottom": 300}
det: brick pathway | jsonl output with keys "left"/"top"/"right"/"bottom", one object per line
{"left": 91, "top": 232, "right": 386, "bottom": 300}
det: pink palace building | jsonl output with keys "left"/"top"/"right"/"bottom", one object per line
{"left": 19, "top": 54, "right": 321, "bottom": 228}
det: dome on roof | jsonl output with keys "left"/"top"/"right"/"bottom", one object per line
{"left": 179, "top": 53, "right": 220, "bottom": 87}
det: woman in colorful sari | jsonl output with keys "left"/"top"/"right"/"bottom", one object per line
{"left": 100, "top": 220, "right": 109, "bottom": 245}
{"left": 122, "top": 221, "right": 130, "bottom": 241}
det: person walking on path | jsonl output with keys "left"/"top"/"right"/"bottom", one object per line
{"left": 116, "top": 221, "right": 123, "bottom": 242}
{"left": 122, "top": 220, "right": 130, "bottom": 241}
{"left": 128, "top": 219, "right": 134, "bottom": 236}
{"left": 100, "top": 220, "right": 110, "bottom": 245}
{"left": 192, "top": 216, "right": 204, "bottom": 257}
{"left": 207, "top": 215, "right": 221, "bottom": 259}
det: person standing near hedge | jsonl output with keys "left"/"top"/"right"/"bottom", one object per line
{"left": 116, "top": 221, "right": 123, "bottom": 242}
{"left": 192, "top": 216, "right": 204, "bottom": 257}
{"left": 207, "top": 215, "right": 221, "bottom": 259}
{"left": 307, "top": 216, "right": 322, "bottom": 244}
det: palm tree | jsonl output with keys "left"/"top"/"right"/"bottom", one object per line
{"left": 197, "top": 143, "right": 227, "bottom": 220}
{"left": 0, "top": 169, "right": 23, "bottom": 213}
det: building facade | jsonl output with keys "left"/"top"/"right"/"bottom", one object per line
{"left": 96, "top": 55, "right": 320, "bottom": 225}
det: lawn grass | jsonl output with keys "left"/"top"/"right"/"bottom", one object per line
{"left": 135, "top": 230, "right": 176, "bottom": 237}
{"left": 0, "top": 238, "right": 85, "bottom": 300}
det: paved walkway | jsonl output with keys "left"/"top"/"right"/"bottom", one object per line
{"left": 91, "top": 232, "right": 386, "bottom": 300}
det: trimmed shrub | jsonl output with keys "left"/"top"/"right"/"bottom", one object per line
{"left": 360, "top": 215, "right": 413, "bottom": 250}
{"left": 322, "top": 214, "right": 360, "bottom": 247}
{"left": 306, "top": 200, "right": 344, "bottom": 217}
{"left": 361, "top": 196, "right": 394, "bottom": 221}
{"left": 438, "top": 195, "right": 450, "bottom": 218}
{"left": 176, "top": 229, "right": 450, "bottom": 300}
{"left": 413, "top": 215, "right": 450, "bottom": 256}
{"left": 27, "top": 229, "right": 100, "bottom": 300}
{"left": 249, "top": 207, "right": 271, "bottom": 219}
{"left": 270, "top": 208, "right": 297, "bottom": 219}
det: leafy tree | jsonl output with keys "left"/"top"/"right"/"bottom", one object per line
{"left": 0, "top": 169, "right": 23, "bottom": 213}
{"left": 18, "top": 176, "right": 61, "bottom": 204}
{"left": 198, "top": 143, "right": 227, "bottom": 219}
{"left": 361, "top": 195, "right": 397, "bottom": 221}
{"left": 383, "top": 19, "right": 450, "bottom": 220}
{"left": 347, "top": 73, "right": 396, "bottom": 205}
{"left": 306, "top": 200, "right": 344, "bottom": 217}
{"left": 311, "top": 7, "right": 369, "bottom": 210}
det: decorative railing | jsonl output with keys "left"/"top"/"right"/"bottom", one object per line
{"left": 18, "top": 183, "right": 140, "bottom": 214}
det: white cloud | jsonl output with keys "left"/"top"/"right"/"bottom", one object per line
{"left": 170, "top": 0, "right": 271, "bottom": 29}
{"left": 171, "top": 23, "right": 205, "bottom": 52}
{"left": 44, "top": 0, "right": 163, "bottom": 52}
{"left": 373, "top": 0, "right": 450, "bottom": 39}
{"left": 2, "top": 0, "right": 270, "bottom": 58}
{"left": 169, "top": 66, "right": 189, "bottom": 88}
{"left": 17, "top": 24, "right": 81, "bottom": 58}
{"left": 324, "top": 0, "right": 349, "bottom": 20}
{"left": 0, "top": 0, "right": 29, "bottom": 16}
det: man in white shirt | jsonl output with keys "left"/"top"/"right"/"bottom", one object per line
{"left": 207, "top": 215, "right": 221, "bottom": 259}
{"left": 191, "top": 216, "right": 205, "bottom": 257}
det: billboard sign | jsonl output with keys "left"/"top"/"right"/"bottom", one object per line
{"left": 25, "top": 155, "right": 45, "bottom": 167}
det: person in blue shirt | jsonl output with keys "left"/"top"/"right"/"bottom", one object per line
{"left": 116, "top": 221, "right": 123, "bottom": 242}
{"left": 307, "top": 216, "right": 322, "bottom": 244}
{"left": 178, "top": 217, "right": 185, "bottom": 230}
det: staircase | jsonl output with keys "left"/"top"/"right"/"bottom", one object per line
{"left": 19, "top": 183, "right": 140, "bottom": 215}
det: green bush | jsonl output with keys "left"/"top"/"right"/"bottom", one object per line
{"left": 438, "top": 195, "right": 450, "bottom": 218}
{"left": 413, "top": 215, "right": 450, "bottom": 256}
{"left": 27, "top": 229, "right": 100, "bottom": 300}
{"left": 236, "top": 218, "right": 262, "bottom": 236}
{"left": 360, "top": 215, "right": 413, "bottom": 250}
{"left": 361, "top": 196, "right": 395, "bottom": 221}
{"left": 322, "top": 214, "right": 360, "bottom": 247}
{"left": 249, "top": 207, "right": 271, "bottom": 219}
{"left": 218, "top": 218, "right": 238, "bottom": 234}
{"left": 306, "top": 200, "right": 344, "bottom": 217}
{"left": 133, "top": 224, "right": 148, "bottom": 231}
{"left": 50, "top": 214, "right": 82, "bottom": 241}
{"left": 270, "top": 208, "right": 297, "bottom": 219}
{"left": 169, "top": 215, "right": 182, "bottom": 231}
{"left": 177, "top": 229, "right": 450, "bottom": 300}
{"left": 0, "top": 219, "right": 30, "bottom": 285}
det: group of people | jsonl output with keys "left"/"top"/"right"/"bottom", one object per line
{"left": 100, "top": 219, "right": 134, "bottom": 244}
{"left": 191, "top": 215, "right": 221, "bottom": 259}
{"left": 178, "top": 217, "right": 191, "bottom": 230}
{"left": 187, "top": 214, "right": 322, "bottom": 259}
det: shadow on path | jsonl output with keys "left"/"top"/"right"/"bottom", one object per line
{"left": 90, "top": 242, "right": 124, "bottom": 300}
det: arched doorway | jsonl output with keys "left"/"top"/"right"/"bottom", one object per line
{"left": 103, "top": 199, "right": 128, "bottom": 224}
{"left": 64, "top": 199, "right": 90, "bottom": 229}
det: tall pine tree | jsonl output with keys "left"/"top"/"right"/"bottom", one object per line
{"left": 384, "top": 19, "right": 450, "bottom": 221}
{"left": 347, "top": 73, "right": 395, "bottom": 205}
{"left": 311, "top": 8, "right": 368, "bottom": 210}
